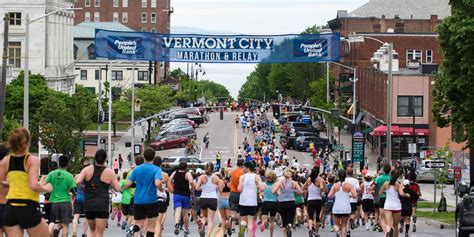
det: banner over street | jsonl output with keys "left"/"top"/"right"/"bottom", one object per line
{"left": 94, "top": 29, "right": 340, "bottom": 63}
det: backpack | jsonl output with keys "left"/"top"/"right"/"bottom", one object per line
{"left": 460, "top": 194, "right": 474, "bottom": 226}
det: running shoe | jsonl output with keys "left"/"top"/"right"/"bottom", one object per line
{"left": 121, "top": 221, "right": 127, "bottom": 230}
{"left": 199, "top": 226, "right": 205, "bottom": 237}
{"left": 260, "top": 220, "right": 266, "bottom": 232}
{"left": 350, "top": 219, "right": 355, "bottom": 230}
{"left": 399, "top": 224, "right": 404, "bottom": 233}
{"left": 347, "top": 230, "right": 351, "bottom": 237}
{"left": 329, "top": 226, "right": 335, "bottom": 232}
{"left": 238, "top": 225, "right": 245, "bottom": 237}
{"left": 184, "top": 229, "right": 190, "bottom": 235}
{"left": 174, "top": 224, "right": 180, "bottom": 235}
{"left": 365, "top": 224, "right": 370, "bottom": 231}
{"left": 285, "top": 225, "right": 292, "bottom": 237}
{"left": 412, "top": 224, "right": 416, "bottom": 233}
{"left": 72, "top": 233, "right": 77, "bottom": 237}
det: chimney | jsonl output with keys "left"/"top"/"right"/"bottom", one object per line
{"left": 380, "top": 15, "right": 387, "bottom": 33}
{"left": 430, "top": 15, "right": 438, "bottom": 32}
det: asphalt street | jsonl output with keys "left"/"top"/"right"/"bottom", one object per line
{"left": 76, "top": 111, "right": 454, "bottom": 237}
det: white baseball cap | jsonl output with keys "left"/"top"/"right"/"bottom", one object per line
{"left": 403, "top": 179, "right": 410, "bottom": 186}
{"left": 196, "top": 168, "right": 204, "bottom": 175}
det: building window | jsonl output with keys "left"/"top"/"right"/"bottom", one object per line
{"left": 85, "top": 0, "right": 91, "bottom": 7}
{"left": 111, "top": 71, "right": 123, "bottom": 80}
{"left": 397, "top": 96, "right": 423, "bottom": 117}
{"left": 8, "top": 42, "right": 21, "bottom": 68}
{"left": 80, "top": 70, "right": 88, "bottom": 80}
{"left": 150, "top": 28, "right": 156, "bottom": 33}
{"left": 87, "top": 44, "right": 96, "bottom": 60}
{"left": 85, "top": 12, "right": 91, "bottom": 22}
{"left": 142, "top": 0, "right": 147, "bottom": 8}
{"left": 94, "top": 0, "right": 100, "bottom": 7}
{"left": 141, "top": 13, "right": 147, "bottom": 23}
{"left": 141, "top": 28, "right": 147, "bottom": 32}
{"left": 113, "top": 12, "right": 119, "bottom": 22}
{"left": 138, "top": 71, "right": 148, "bottom": 81}
{"left": 150, "top": 13, "right": 156, "bottom": 23}
{"left": 95, "top": 70, "right": 101, "bottom": 80}
{"left": 426, "top": 50, "right": 433, "bottom": 63}
{"left": 86, "top": 87, "right": 96, "bottom": 94}
{"left": 73, "top": 44, "right": 78, "bottom": 60}
{"left": 122, "top": 12, "right": 128, "bottom": 23}
{"left": 122, "top": 0, "right": 128, "bottom": 7}
{"left": 9, "top": 12, "right": 21, "bottom": 26}
{"left": 406, "top": 49, "right": 422, "bottom": 64}
{"left": 94, "top": 12, "right": 100, "bottom": 22}
{"left": 151, "top": 0, "right": 157, "bottom": 8}
{"left": 113, "top": 0, "right": 119, "bottom": 7}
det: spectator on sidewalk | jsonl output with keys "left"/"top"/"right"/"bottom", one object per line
{"left": 118, "top": 154, "right": 123, "bottom": 170}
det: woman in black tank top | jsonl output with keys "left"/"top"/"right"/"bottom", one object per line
{"left": 75, "top": 149, "right": 121, "bottom": 237}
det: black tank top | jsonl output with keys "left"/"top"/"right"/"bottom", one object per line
{"left": 222, "top": 181, "right": 231, "bottom": 193}
{"left": 84, "top": 166, "right": 110, "bottom": 212}
{"left": 173, "top": 171, "right": 190, "bottom": 196}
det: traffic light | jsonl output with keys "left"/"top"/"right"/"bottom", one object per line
{"left": 104, "top": 109, "right": 109, "bottom": 121}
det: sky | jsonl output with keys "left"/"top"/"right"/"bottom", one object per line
{"left": 170, "top": 0, "right": 368, "bottom": 99}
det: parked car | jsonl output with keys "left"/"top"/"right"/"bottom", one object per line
{"left": 416, "top": 159, "right": 452, "bottom": 182}
{"left": 150, "top": 135, "right": 189, "bottom": 150}
{"left": 161, "top": 113, "right": 205, "bottom": 127}
{"left": 456, "top": 192, "right": 474, "bottom": 237}
{"left": 160, "top": 124, "right": 194, "bottom": 132}
{"left": 295, "top": 136, "right": 331, "bottom": 152}
{"left": 161, "top": 118, "right": 196, "bottom": 130}
{"left": 156, "top": 126, "right": 196, "bottom": 140}
{"left": 162, "top": 156, "right": 206, "bottom": 174}
{"left": 287, "top": 121, "right": 319, "bottom": 136}
{"left": 281, "top": 131, "right": 319, "bottom": 149}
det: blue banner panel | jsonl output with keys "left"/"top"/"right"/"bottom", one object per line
{"left": 95, "top": 29, "right": 340, "bottom": 63}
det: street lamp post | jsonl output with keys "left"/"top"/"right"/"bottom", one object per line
{"left": 131, "top": 63, "right": 136, "bottom": 163}
{"left": 387, "top": 43, "right": 394, "bottom": 162}
{"left": 23, "top": 8, "right": 81, "bottom": 129}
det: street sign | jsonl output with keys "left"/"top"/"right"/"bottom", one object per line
{"left": 425, "top": 160, "right": 446, "bottom": 169}
{"left": 454, "top": 167, "right": 462, "bottom": 181}
{"left": 408, "top": 143, "right": 417, "bottom": 154}
{"left": 351, "top": 131, "right": 365, "bottom": 163}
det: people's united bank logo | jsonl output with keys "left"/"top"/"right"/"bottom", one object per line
{"left": 110, "top": 36, "right": 142, "bottom": 55}
{"left": 293, "top": 39, "right": 328, "bottom": 58}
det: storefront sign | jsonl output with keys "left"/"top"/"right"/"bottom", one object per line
{"left": 94, "top": 29, "right": 341, "bottom": 63}
{"left": 352, "top": 131, "right": 365, "bottom": 163}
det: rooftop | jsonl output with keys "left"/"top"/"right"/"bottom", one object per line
{"left": 347, "top": 0, "right": 451, "bottom": 19}
{"left": 74, "top": 22, "right": 134, "bottom": 39}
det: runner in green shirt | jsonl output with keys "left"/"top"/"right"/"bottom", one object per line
{"left": 372, "top": 163, "right": 392, "bottom": 233}
{"left": 45, "top": 155, "right": 76, "bottom": 236}
{"left": 294, "top": 178, "right": 305, "bottom": 226}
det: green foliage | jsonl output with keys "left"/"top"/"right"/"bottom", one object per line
{"left": 432, "top": 1, "right": 474, "bottom": 146}
{"left": 171, "top": 68, "right": 232, "bottom": 101}
{"left": 68, "top": 156, "right": 93, "bottom": 175}
{"left": 1, "top": 116, "right": 21, "bottom": 141}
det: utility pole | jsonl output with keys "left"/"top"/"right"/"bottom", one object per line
{"left": 148, "top": 61, "right": 152, "bottom": 85}
{"left": 387, "top": 43, "right": 394, "bottom": 163}
{"left": 0, "top": 13, "right": 9, "bottom": 141}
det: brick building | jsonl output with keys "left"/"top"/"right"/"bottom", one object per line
{"left": 74, "top": 0, "right": 171, "bottom": 34}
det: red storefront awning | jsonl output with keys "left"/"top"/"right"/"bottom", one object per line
{"left": 370, "top": 125, "right": 400, "bottom": 136}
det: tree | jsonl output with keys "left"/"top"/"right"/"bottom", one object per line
{"left": 432, "top": 0, "right": 474, "bottom": 185}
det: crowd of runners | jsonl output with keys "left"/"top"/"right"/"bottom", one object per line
{"left": 0, "top": 108, "right": 423, "bottom": 237}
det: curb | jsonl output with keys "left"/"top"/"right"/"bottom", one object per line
{"left": 422, "top": 219, "right": 455, "bottom": 229}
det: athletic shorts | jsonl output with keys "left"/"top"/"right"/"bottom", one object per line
{"left": 261, "top": 201, "right": 278, "bottom": 217}
{"left": 200, "top": 198, "right": 218, "bottom": 211}
{"left": 173, "top": 194, "right": 191, "bottom": 210}
{"left": 239, "top": 205, "right": 258, "bottom": 217}
{"left": 4, "top": 200, "right": 41, "bottom": 229}
{"left": 401, "top": 208, "right": 412, "bottom": 217}
{"left": 51, "top": 202, "right": 73, "bottom": 224}
{"left": 362, "top": 199, "right": 375, "bottom": 213}
{"left": 85, "top": 211, "right": 109, "bottom": 220}
{"left": 157, "top": 202, "right": 168, "bottom": 214}
{"left": 350, "top": 203, "right": 357, "bottom": 213}
{"left": 325, "top": 201, "right": 334, "bottom": 214}
{"left": 307, "top": 200, "right": 323, "bottom": 222}
{"left": 334, "top": 214, "right": 350, "bottom": 218}
{"left": 73, "top": 202, "right": 85, "bottom": 215}
{"left": 379, "top": 198, "right": 386, "bottom": 209}
{"left": 295, "top": 203, "right": 304, "bottom": 209}
{"left": 229, "top": 192, "right": 240, "bottom": 211}
{"left": 122, "top": 204, "right": 133, "bottom": 216}
{"left": 134, "top": 203, "right": 159, "bottom": 220}
{"left": 0, "top": 204, "right": 4, "bottom": 228}
{"left": 219, "top": 198, "right": 230, "bottom": 209}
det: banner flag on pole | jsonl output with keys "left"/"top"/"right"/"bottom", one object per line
{"left": 95, "top": 29, "right": 340, "bottom": 63}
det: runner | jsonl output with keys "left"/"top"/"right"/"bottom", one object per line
{"left": 120, "top": 171, "right": 133, "bottom": 231}
{"left": 303, "top": 169, "right": 326, "bottom": 237}
{"left": 400, "top": 179, "right": 416, "bottom": 236}
{"left": 379, "top": 170, "right": 410, "bottom": 237}
{"left": 293, "top": 174, "right": 305, "bottom": 227}
{"left": 195, "top": 162, "right": 220, "bottom": 237}
{"left": 272, "top": 169, "right": 303, "bottom": 237}
{"left": 260, "top": 170, "right": 278, "bottom": 237}
{"left": 407, "top": 172, "right": 421, "bottom": 233}
{"left": 124, "top": 148, "right": 163, "bottom": 237}
{"left": 373, "top": 163, "right": 392, "bottom": 233}
{"left": 169, "top": 161, "right": 195, "bottom": 236}
{"left": 229, "top": 159, "right": 245, "bottom": 231}
{"left": 72, "top": 162, "right": 90, "bottom": 237}
{"left": 237, "top": 161, "right": 266, "bottom": 237}
{"left": 324, "top": 175, "right": 336, "bottom": 232}
{"left": 111, "top": 176, "right": 123, "bottom": 227}
{"left": 0, "top": 143, "right": 9, "bottom": 237}
{"left": 154, "top": 156, "right": 169, "bottom": 237}
{"left": 360, "top": 174, "right": 375, "bottom": 231}
{"left": 329, "top": 170, "right": 357, "bottom": 237}
{"left": 45, "top": 155, "right": 76, "bottom": 237}
{"left": 75, "top": 149, "right": 121, "bottom": 237}
{"left": 0, "top": 128, "right": 52, "bottom": 237}
{"left": 218, "top": 169, "right": 232, "bottom": 237}
{"left": 344, "top": 167, "right": 360, "bottom": 233}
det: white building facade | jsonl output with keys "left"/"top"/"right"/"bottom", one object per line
{"left": 0, "top": 0, "right": 76, "bottom": 94}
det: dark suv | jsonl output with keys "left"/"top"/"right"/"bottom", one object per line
{"left": 282, "top": 131, "right": 318, "bottom": 150}
{"left": 287, "top": 122, "right": 319, "bottom": 136}
{"left": 456, "top": 192, "right": 474, "bottom": 237}
{"left": 295, "top": 136, "right": 331, "bottom": 152}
